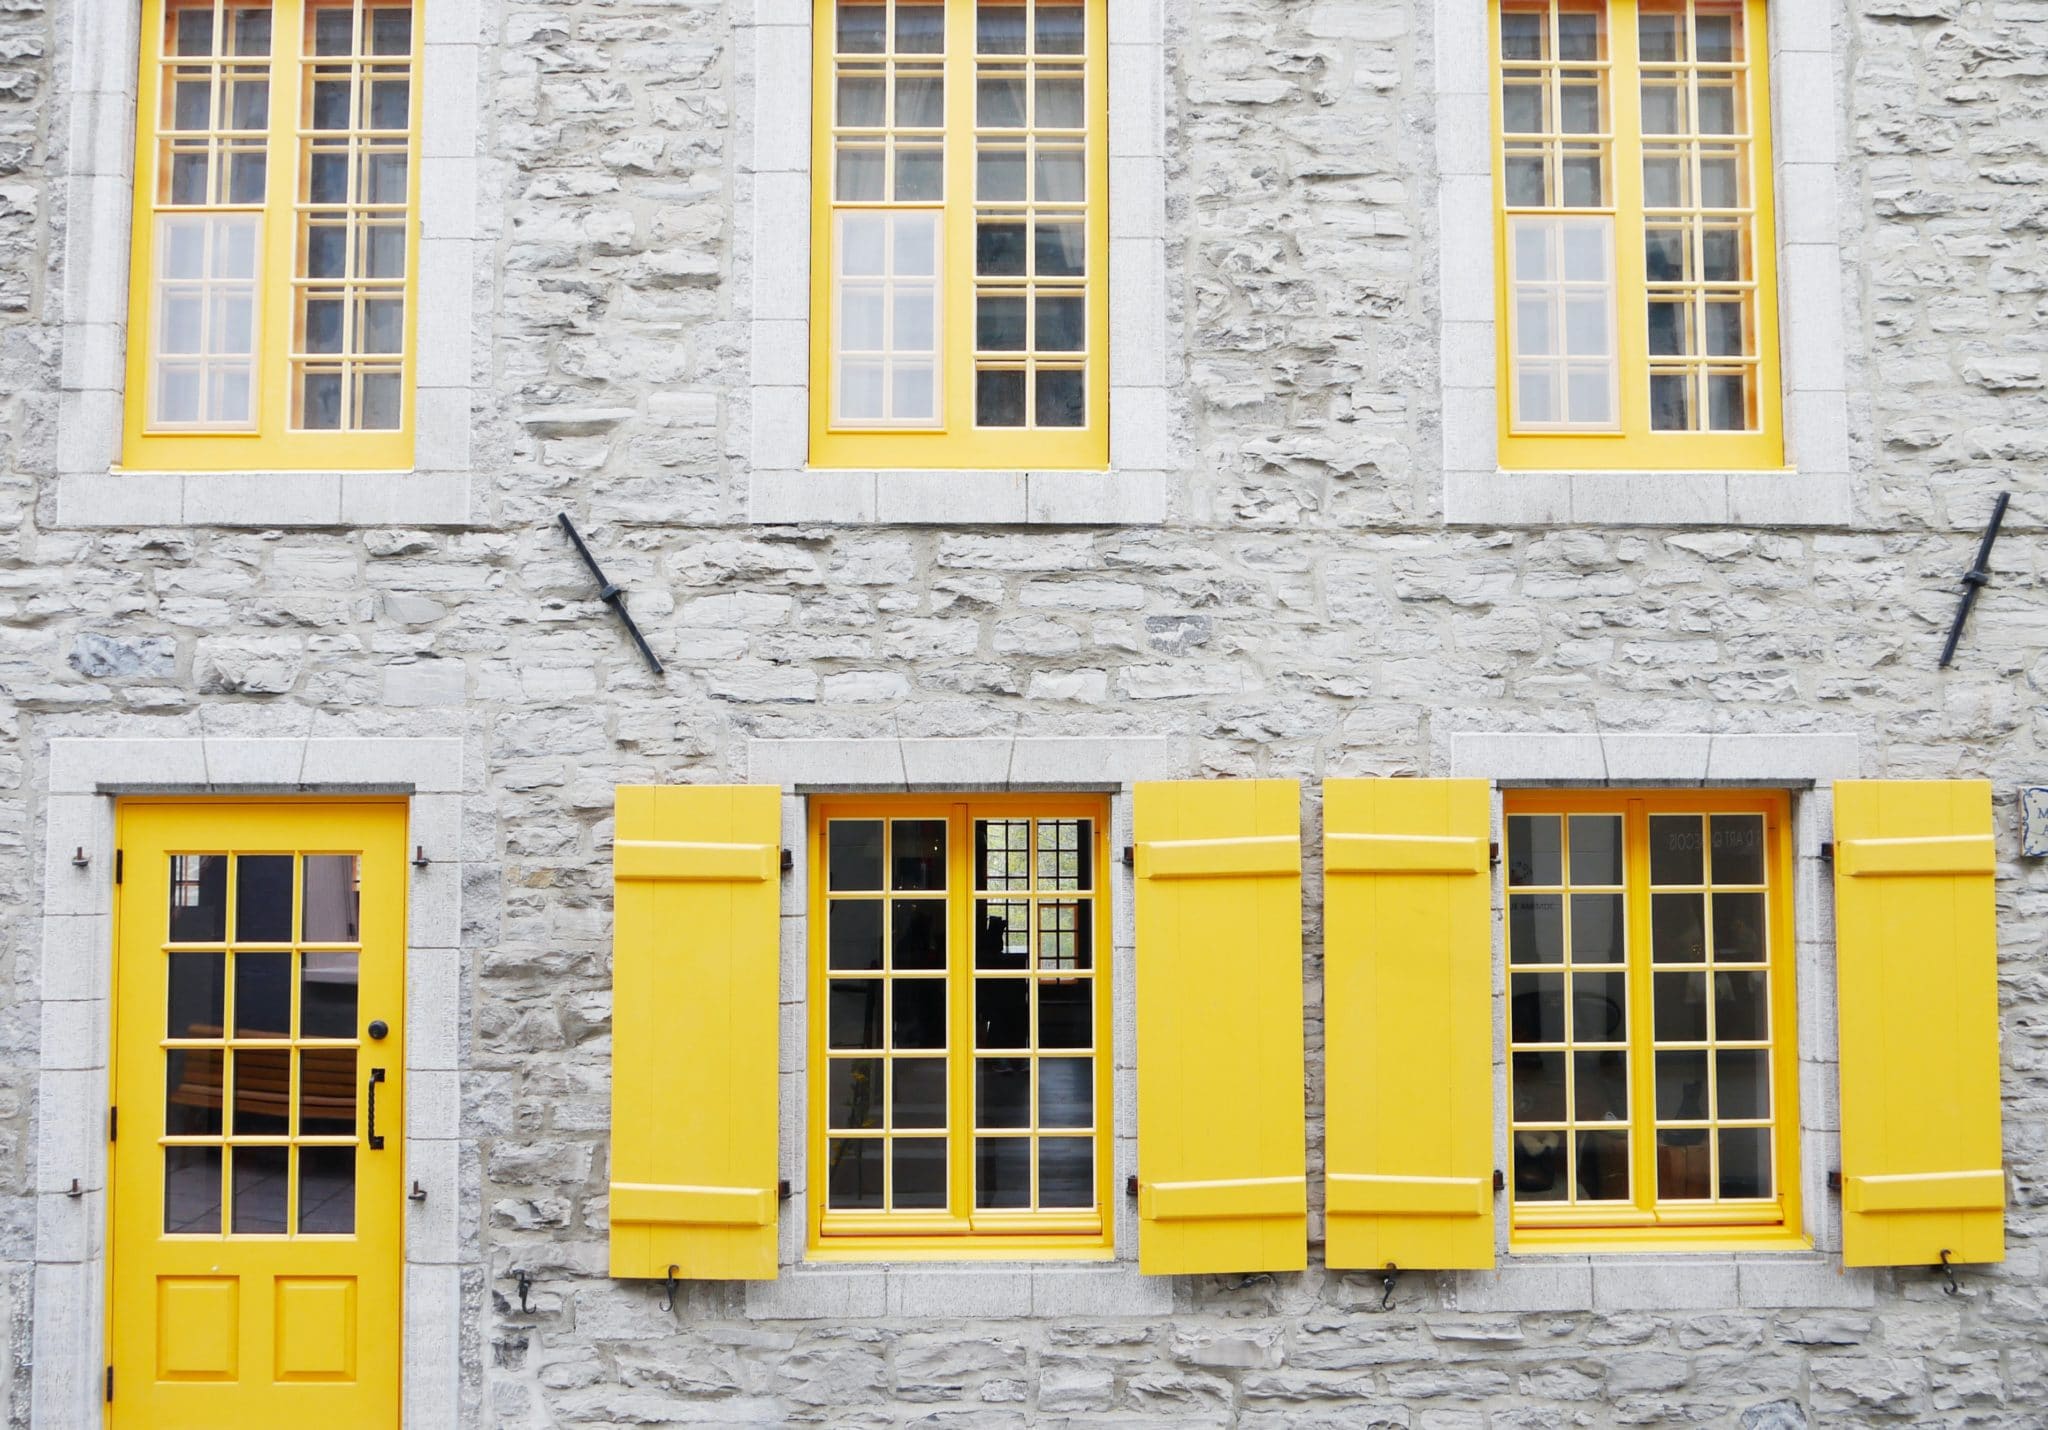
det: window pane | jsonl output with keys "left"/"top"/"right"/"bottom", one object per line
{"left": 1038, "top": 979, "right": 1091, "bottom": 1048}
{"left": 892, "top": 819, "right": 946, "bottom": 891}
{"left": 829, "top": 821, "right": 885, "bottom": 890}
{"left": 828, "top": 1138, "right": 884, "bottom": 1209}
{"left": 829, "top": 1058, "right": 882, "bottom": 1129}
{"left": 302, "top": 855, "right": 360, "bottom": 941}
{"left": 1573, "top": 971, "right": 1627, "bottom": 1042}
{"left": 975, "top": 978, "right": 1028, "bottom": 1048}
{"left": 1039, "top": 1137, "right": 1092, "bottom": 1207}
{"left": 838, "top": 3, "right": 886, "bottom": 54}
{"left": 1711, "top": 892, "right": 1767, "bottom": 961}
{"left": 1510, "top": 893, "right": 1564, "bottom": 964}
{"left": 975, "top": 1137, "right": 1030, "bottom": 1207}
{"left": 166, "top": 1049, "right": 225, "bottom": 1136}
{"left": 1514, "top": 1133, "right": 1566, "bottom": 1201}
{"left": 1656, "top": 1049, "right": 1709, "bottom": 1120}
{"left": 233, "top": 952, "right": 291, "bottom": 1039}
{"left": 830, "top": 901, "right": 884, "bottom": 971}
{"left": 1719, "top": 1128, "right": 1771, "bottom": 1199}
{"left": 1714, "top": 971, "right": 1770, "bottom": 1041}
{"left": 1038, "top": 1057, "right": 1092, "bottom": 1128}
{"left": 976, "top": 369, "right": 1026, "bottom": 427}
{"left": 1711, "top": 815, "right": 1766, "bottom": 884}
{"left": 232, "top": 1047, "right": 290, "bottom": 1135}
{"left": 1653, "top": 972, "right": 1708, "bottom": 1042}
{"left": 168, "top": 953, "right": 226, "bottom": 1039}
{"left": 891, "top": 900, "right": 947, "bottom": 971}
{"left": 1570, "top": 893, "right": 1624, "bottom": 963}
{"left": 893, "top": 1138, "right": 947, "bottom": 1208}
{"left": 298, "top": 1047, "right": 356, "bottom": 1136}
{"left": 1036, "top": 370, "right": 1086, "bottom": 428}
{"left": 1656, "top": 1131, "right": 1712, "bottom": 1199}
{"left": 299, "top": 1146, "right": 355, "bottom": 1235}
{"left": 1716, "top": 1049, "right": 1771, "bottom": 1120}
{"left": 1506, "top": 814, "right": 1561, "bottom": 886}
{"left": 976, "top": 1057, "right": 1030, "bottom": 1128}
{"left": 893, "top": 1058, "right": 947, "bottom": 1129}
{"left": 1575, "top": 1129, "right": 1630, "bottom": 1201}
{"left": 1575, "top": 1050, "right": 1628, "bottom": 1122}
{"left": 892, "top": 979, "right": 947, "bottom": 1050}
{"left": 829, "top": 980, "right": 884, "bottom": 1049}
{"left": 1651, "top": 892, "right": 1706, "bottom": 963}
{"left": 170, "top": 855, "right": 228, "bottom": 941}
{"left": 165, "top": 1146, "right": 223, "bottom": 1234}
{"left": 1510, "top": 973, "right": 1566, "bottom": 1044}
{"left": 978, "top": 75, "right": 1025, "bottom": 127}
{"left": 1648, "top": 816, "right": 1704, "bottom": 886}
{"left": 1512, "top": 1050, "right": 1565, "bottom": 1123}
{"left": 975, "top": 899, "right": 1029, "bottom": 969}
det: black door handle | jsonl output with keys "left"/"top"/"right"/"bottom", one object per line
{"left": 368, "top": 1067, "right": 386, "bottom": 1150}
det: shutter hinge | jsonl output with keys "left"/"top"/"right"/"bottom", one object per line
{"left": 114, "top": 849, "right": 123, "bottom": 884}
{"left": 1125, "top": 1174, "right": 1138, "bottom": 1198}
{"left": 1489, "top": 841, "right": 1500, "bottom": 866}
{"left": 777, "top": 1178, "right": 792, "bottom": 1201}
{"left": 104, "top": 1365, "right": 113, "bottom": 1402}
{"left": 1826, "top": 1170, "right": 1841, "bottom": 1194}
{"left": 1121, "top": 845, "right": 1134, "bottom": 868}
{"left": 108, "top": 1107, "right": 117, "bottom": 1143}
{"left": 1819, "top": 842, "right": 1834, "bottom": 862}
{"left": 779, "top": 849, "right": 794, "bottom": 874}
{"left": 1493, "top": 1168, "right": 1506, "bottom": 1194}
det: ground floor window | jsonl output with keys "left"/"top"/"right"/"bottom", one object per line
{"left": 808, "top": 794, "right": 1113, "bottom": 1255}
{"left": 1504, "top": 789, "right": 1802, "bottom": 1248}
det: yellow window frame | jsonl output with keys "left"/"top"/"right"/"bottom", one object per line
{"left": 1491, "top": 0, "right": 1785, "bottom": 471}
{"left": 807, "top": 1, "right": 1111, "bottom": 471}
{"left": 1503, "top": 789, "right": 1806, "bottom": 1253}
{"left": 123, "top": 0, "right": 423, "bottom": 472}
{"left": 806, "top": 794, "right": 1114, "bottom": 1261}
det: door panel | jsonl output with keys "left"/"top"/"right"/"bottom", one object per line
{"left": 111, "top": 801, "right": 405, "bottom": 1428}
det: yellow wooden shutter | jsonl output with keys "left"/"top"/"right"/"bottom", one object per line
{"left": 610, "top": 784, "right": 783, "bottom": 1281}
{"left": 1323, "top": 779, "right": 1496, "bottom": 1270}
{"left": 1834, "top": 779, "right": 2005, "bottom": 1268}
{"left": 1134, "top": 779, "right": 1306, "bottom": 1274}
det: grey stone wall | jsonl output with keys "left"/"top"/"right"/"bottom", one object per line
{"left": 5, "top": 0, "right": 2048, "bottom": 1426}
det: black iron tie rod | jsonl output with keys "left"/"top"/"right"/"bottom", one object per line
{"left": 557, "top": 512, "right": 665, "bottom": 675}
{"left": 1938, "top": 491, "right": 2011, "bottom": 670}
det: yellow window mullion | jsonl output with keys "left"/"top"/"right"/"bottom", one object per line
{"left": 948, "top": 803, "right": 974, "bottom": 1223}
{"left": 1609, "top": 0, "right": 1650, "bottom": 446}
{"left": 943, "top": 0, "right": 976, "bottom": 443}
{"left": 1622, "top": 799, "right": 1660, "bottom": 1218}
{"left": 263, "top": 0, "right": 307, "bottom": 446}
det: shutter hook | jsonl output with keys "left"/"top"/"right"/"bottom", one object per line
{"left": 660, "top": 1264, "right": 679, "bottom": 1314}
{"left": 1938, "top": 1249, "right": 1958, "bottom": 1297}
{"left": 514, "top": 1269, "right": 533, "bottom": 1314}
{"left": 1380, "top": 1262, "right": 1399, "bottom": 1312}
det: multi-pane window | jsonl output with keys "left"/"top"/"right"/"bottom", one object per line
{"left": 1505, "top": 792, "right": 1798, "bottom": 1243}
{"left": 812, "top": 798, "right": 1110, "bottom": 1252}
{"left": 125, "top": 0, "right": 420, "bottom": 470}
{"left": 1493, "top": 0, "right": 1783, "bottom": 470}
{"left": 162, "top": 851, "right": 367, "bottom": 1236}
{"left": 811, "top": 1, "right": 1108, "bottom": 471}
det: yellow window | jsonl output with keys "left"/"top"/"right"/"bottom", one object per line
{"left": 1493, "top": 0, "right": 1783, "bottom": 470}
{"left": 808, "top": 1, "right": 1110, "bottom": 470}
{"left": 124, "top": 0, "right": 422, "bottom": 471}
{"left": 807, "top": 796, "right": 1113, "bottom": 1258}
{"left": 1504, "top": 791, "right": 1804, "bottom": 1250}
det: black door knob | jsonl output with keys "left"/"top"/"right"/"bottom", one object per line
{"left": 367, "top": 1019, "right": 389, "bottom": 1040}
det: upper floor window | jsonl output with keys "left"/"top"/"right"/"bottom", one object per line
{"left": 1504, "top": 791, "right": 1801, "bottom": 1249}
{"left": 124, "top": 0, "right": 420, "bottom": 471}
{"left": 809, "top": 796, "right": 1112, "bottom": 1256}
{"left": 1493, "top": 0, "right": 1783, "bottom": 471}
{"left": 808, "top": 1, "right": 1109, "bottom": 471}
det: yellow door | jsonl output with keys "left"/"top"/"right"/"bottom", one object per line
{"left": 109, "top": 800, "right": 406, "bottom": 1428}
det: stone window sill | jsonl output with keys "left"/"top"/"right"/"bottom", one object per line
{"left": 1444, "top": 469, "right": 1854, "bottom": 529}
{"left": 744, "top": 1262, "right": 1171, "bottom": 1320}
{"left": 53, "top": 470, "right": 472, "bottom": 528}
{"left": 748, "top": 469, "right": 1173, "bottom": 527}
{"left": 1452, "top": 1253, "right": 1875, "bottom": 1314}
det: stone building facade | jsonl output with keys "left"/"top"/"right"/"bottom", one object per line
{"left": 2, "top": 0, "right": 2046, "bottom": 1426}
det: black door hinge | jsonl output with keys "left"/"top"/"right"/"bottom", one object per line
{"left": 114, "top": 849, "right": 123, "bottom": 885}
{"left": 105, "top": 1365, "right": 113, "bottom": 1402}
{"left": 109, "top": 1107, "right": 117, "bottom": 1143}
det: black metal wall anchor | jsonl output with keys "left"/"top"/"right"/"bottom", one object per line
{"left": 514, "top": 1269, "right": 534, "bottom": 1314}
{"left": 557, "top": 512, "right": 666, "bottom": 676}
{"left": 660, "top": 1265, "right": 680, "bottom": 1314}
{"left": 1938, "top": 1249, "right": 1958, "bottom": 1297}
{"left": 1939, "top": 491, "right": 2011, "bottom": 669}
{"left": 1380, "top": 1262, "right": 1399, "bottom": 1312}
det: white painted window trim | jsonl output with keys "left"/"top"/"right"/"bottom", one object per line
{"left": 1438, "top": 730, "right": 1879, "bottom": 1313}
{"left": 49, "top": 0, "right": 486, "bottom": 529}
{"left": 736, "top": 0, "right": 1179, "bottom": 528}
{"left": 30, "top": 737, "right": 469, "bottom": 1429}
{"left": 1436, "top": 1, "right": 1855, "bottom": 529}
{"left": 740, "top": 737, "right": 1182, "bottom": 1318}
